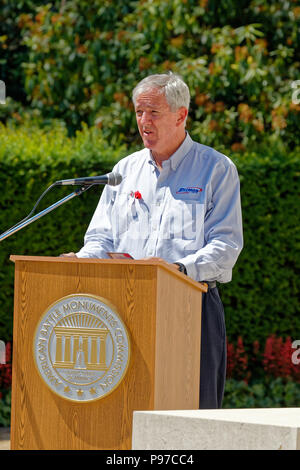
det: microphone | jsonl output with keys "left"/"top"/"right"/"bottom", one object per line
{"left": 56, "top": 171, "right": 122, "bottom": 186}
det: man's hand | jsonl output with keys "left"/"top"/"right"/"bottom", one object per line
{"left": 59, "top": 252, "right": 77, "bottom": 257}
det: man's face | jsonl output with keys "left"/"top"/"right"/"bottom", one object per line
{"left": 134, "top": 88, "right": 187, "bottom": 159}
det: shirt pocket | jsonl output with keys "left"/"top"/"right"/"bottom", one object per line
{"left": 111, "top": 193, "right": 132, "bottom": 237}
{"left": 111, "top": 192, "right": 149, "bottom": 239}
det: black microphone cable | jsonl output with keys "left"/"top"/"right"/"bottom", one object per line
{"left": 7, "top": 181, "right": 95, "bottom": 232}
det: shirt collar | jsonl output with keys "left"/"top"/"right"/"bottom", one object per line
{"left": 148, "top": 132, "right": 194, "bottom": 171}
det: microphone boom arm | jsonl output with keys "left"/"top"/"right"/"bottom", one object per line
{"left": 0, "top": 185, "right": 93, "bottom": 242}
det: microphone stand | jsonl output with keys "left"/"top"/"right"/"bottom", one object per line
{"left": 0, "top": 185, "right": 93, "bottom": 242}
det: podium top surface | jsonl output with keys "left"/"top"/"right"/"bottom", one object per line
{"left": 10, "top": 255, "right": 207, "bottom": 292}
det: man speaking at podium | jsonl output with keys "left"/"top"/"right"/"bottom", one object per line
{"left": 62, "top": 73, "right": 243, "bottom": 409}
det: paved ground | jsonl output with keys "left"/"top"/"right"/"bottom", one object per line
{"left": 0, "top": 428, "right": 10, "bottom": 450}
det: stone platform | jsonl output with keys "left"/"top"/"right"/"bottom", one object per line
{"left": 132, "top": 408, "right": 300, "bottom": 450}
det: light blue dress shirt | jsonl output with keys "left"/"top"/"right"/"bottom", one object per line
{"left": 76, "top": 133, "right": 243, "bottom": 283}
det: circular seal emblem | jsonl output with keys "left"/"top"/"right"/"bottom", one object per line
{"left": 33, "top": 294, "right": 130, "bottom": 402}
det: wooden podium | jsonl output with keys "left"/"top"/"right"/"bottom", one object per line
{"left": 9, "top": 256, "right": 207, "bottom": 450}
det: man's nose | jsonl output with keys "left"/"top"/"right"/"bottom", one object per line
{"left": 140, "top": 112, "right": 152, "bottom": 125}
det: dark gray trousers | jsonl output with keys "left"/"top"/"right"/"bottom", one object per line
{"left": 199, "top": 286, "right": 227, "bottom": 409}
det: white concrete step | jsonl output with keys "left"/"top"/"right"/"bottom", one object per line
{"left": 132, "top": 408, "right": 300, "bottom": 450}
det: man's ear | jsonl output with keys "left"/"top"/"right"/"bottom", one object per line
{"left": 176, "top": 107, "right": 188, "bottom": 126}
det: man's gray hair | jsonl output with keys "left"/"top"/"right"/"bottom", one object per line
{"left": 132, "top": 72, "right": 190, "bottom": 112}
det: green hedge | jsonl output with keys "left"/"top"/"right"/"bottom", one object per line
{"left": 1, "top": 378, "right": 299, "bottom": 427}
{"left": 223, "top": 378, "right": 300, "bottom": 409}
{"left": 220, "top": 142, "right": 300, "bottom": 347}
{"left": 0, "top": 123, "right": 299, "bottom": 354}
{"left": 1, "top": 0, "right": 299, "bottom": 150}
{"left": 0, "top": 123, "right": 126, "bottom": 340}
{"left": 0, "top": 389, "right": 11, "bottom": 427}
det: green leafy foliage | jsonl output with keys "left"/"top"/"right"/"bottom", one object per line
{"left": 3, "top": 0, "right": 296, "bottom": 150}
{"left": 223, "top": 378, "right": 300, "bottom": 408}
{"left": 0, "top": 123, "right": 126, "bottom": 340}
{"left": 2, "top": 377, "right": 299, "bottom": 427}
{"left": 0, "top": 0, "right": 299, "bottom": 385}
{"left": 0, "top": 123, "right": 298, "bottom": 351}
{"left": 220, "top": 146, "right": 299, "bottom": 347}
{"left": 0, "top": 0, "right": 40, "bottom": 103}
{"left": 0, "top": 389, "right": 11, "bottom": 427}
